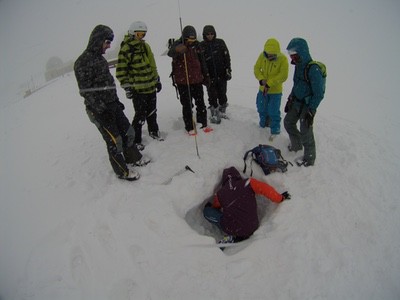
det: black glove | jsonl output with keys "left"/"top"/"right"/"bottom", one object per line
{"left": 156, "top": 77, "right": 162, "bottom": 93}
{"left": 281, "top": 191, "right": 291, "bottom": 200}
{"left": 125, "top": 88, "right": 135, "bottom": 99}
{"left": 226, "top": 69, "right": 232, "bottom": 81}
{"left": 284, "top": 96, "right": 294, "bottom": 113}
{"left": 259, "top": 79, "right": 266, "bottom": 86}
{"left": 304, "top": 109, "right": 315, "bottom": 127}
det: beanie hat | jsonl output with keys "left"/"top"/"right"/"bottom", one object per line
{"left": 182, "top": 25, "right": 196, "bottom": 40}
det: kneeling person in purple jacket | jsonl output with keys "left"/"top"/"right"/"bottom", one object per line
{"left": 203, "top": 166, "right": 290, "bottom": 244}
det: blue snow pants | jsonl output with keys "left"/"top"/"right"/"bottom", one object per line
{"left": 203, "top": 206, "right": 223, "bottom": 229}
{"left": 256, "top": 91, "right": 282, "bottom": 134}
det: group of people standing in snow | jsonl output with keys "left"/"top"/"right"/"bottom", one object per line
{"left": 74, "top": 22, "right": 325, "bottom": 244}
{"left": 74, "top": 22, "right": 233, "bottom": 180}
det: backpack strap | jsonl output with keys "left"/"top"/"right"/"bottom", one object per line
{"left": 243, "top": 149, "right": 252, "bottom": 175}
{"left": 304, "top": 62, "right": 313, "bottom": 83}
{"left": 276, "top": 150, "right": 292, "bottom": 172}
{"left": 243, "top": 148, "right": 257, "bottom": 176}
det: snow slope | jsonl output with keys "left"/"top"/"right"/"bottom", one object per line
{"left": 1, "top": 0, "right": 400, "bottom": 299}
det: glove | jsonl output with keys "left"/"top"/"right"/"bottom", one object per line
{"left": 284, "top": 96, "right": 294, "bottom": 113}
{"left": 304, "top": 109, "right": 315, "bottom": 127}
{"left": 281, "top": 191, "right": 291, "bottom": 200}
{"left": 226, "top": 69, "right": 232, "bottom": 81}
{"left": 125, "top": 88, "right": 135, "bottom": 99}
{"left": 259, "top": 80, "right": 270, "bottom": 95}
{"left": 156, "top": 77, "right": 162, "bottom": 93}
{"left": 175, "top": 44, "right": 187, "bottom": 53}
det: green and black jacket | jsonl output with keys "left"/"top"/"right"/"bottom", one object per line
{"left": 116, "top": 35, "right": 159, "bottom": 94}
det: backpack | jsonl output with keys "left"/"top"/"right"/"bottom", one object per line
{"left": 304, "top": 61, "right": 327, "bottom": 82}
{"left": 243, "top": 144, "right": 291, "bottom": 176}
{"left": 304, "top": 60, "right": 327, "bottom": 99}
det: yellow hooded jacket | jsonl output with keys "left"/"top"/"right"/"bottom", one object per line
{"left": 254, "top": 38, "right": 289, "bottom": 94}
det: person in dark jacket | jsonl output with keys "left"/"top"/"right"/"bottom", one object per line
{"left": 168, "top": 25, "right": 212, "bottom": 135}
{"left": 74, "top": 25, "right": 149, "bottom": 181}
{"left": 203, "top": 166, "right": 291, "bottom": 243}
{"left": 200, "top": 25, "right": 231, "bottom": 124}
{"left": 284, "top": 38, "right": 326, "bottom": 167}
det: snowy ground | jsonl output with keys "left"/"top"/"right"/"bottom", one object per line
{"left": 1, "top": 0, "right": 400, "bottom": 299}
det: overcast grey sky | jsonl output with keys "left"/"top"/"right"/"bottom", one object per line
{"left": 1, "top": 0, "right": 399, "bottom": 103}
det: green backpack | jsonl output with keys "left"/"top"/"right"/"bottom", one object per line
{"left": 304, "top": 60, "right": 327, "bottom": 98}
{"left": 304, "top": 60, "right": 327, "bottom": 82}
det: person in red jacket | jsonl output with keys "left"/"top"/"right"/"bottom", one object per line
{"left": 203, "top": 166, "right": 291, "bottom": 243}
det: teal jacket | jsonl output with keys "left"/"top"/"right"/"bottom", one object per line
{"left": 286, "top": 38, "right": 325, "bottom": 111}
{"left": 116, "top": 35, "right": 159, "bottom": 94}
{"left": 254, "top": 38, "right": 288, "bottom": 94}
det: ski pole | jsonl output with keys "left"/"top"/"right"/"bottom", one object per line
{"left": 178, "top": 0, "right": 200, "bottom": 159}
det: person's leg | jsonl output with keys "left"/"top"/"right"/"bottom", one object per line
{"left": 114, "top": 106, "right": 142, "bottom": 164}
{"left": 192, "top": 84, "right": 207, "bottom": 127}
{"left": 299, "top": 107, "right": 316, "bottom": 165}
{"left": 268, "top": 93, "right": 282, "bottom": 135}
{"left": 144, "top": 92, "right": 160, "bottom": 135}
{"left": 178, "top": 85, "right": 194, "bottom": 132}
{"left": 203, "top": 206, "right": 222, "bottom": 228}
{"left": 284, "top": 105, "right": 303, "bottom": 151}
{"left": 256, "top": 91, "right": 268, "bottom": 128}
{"left": 86, "top": 108, "right": 130, "bottom": 178}
{"left": 131, "top": 95, "right": 146, "bottom": 143}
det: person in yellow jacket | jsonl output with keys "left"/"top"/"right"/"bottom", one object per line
{"left": 254, "top": 38, "right": 289, "bottom": 141}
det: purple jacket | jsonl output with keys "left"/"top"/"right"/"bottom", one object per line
{"left": 217, "top": 167, "right": 259, "bottom": 238}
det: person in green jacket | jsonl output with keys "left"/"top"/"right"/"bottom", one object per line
{"left": 254, "top": 38, "right": 289, "bottom": 141}
{"left": 116, "top": 21, "right": 163, "bottom": 150}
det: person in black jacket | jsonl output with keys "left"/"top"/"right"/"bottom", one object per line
{"left": 74, "top": 25, "right": 150, "bottom": 181}
{"left": 200, "top": 25, "right": 232, "bottom": 124}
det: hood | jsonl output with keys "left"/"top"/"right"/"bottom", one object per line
{"left": 182, "top": 25, "right": 197, "bottom": 40}
{"left": 286, "top": 37, "right": 312, "bottom": 63}
{"left": 264, "top": 38, "right": 280, "bottom": 55}
{"left": 202, "top": 25, "right": 216, "bottom": 40}
{"left": 86, "top": 24, "right": 114, "bottom": 53}
{"left": 221, "top": 166, "right": 242, "bottom": 186}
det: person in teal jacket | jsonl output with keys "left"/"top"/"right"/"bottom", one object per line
{"left": 284, "top": 38, "right": 326, "bottom": 166}
{"left": 254, "top": 38, "right": 288, "bottom": 140}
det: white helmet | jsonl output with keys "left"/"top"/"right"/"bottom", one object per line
{"left": 128, "top": 21, "right": 147, "bottom": 35}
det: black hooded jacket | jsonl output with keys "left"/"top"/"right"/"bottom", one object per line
{"left": 200, "top": 25, "right": 231, "bottom": 80}
{"left": 74, "top": 25, "right": 118, "bottom": 114}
